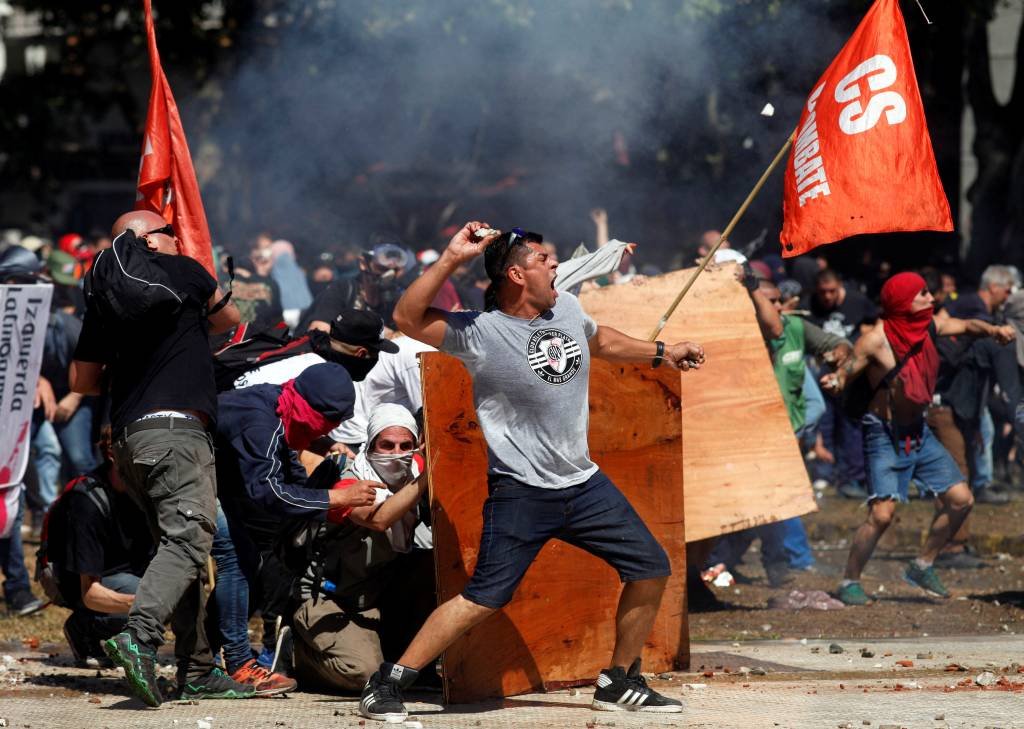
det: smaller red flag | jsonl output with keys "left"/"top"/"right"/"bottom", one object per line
{"left": 779, "top": 0, "right": 952, "bottom": 258}
{"left": 135, "top": 0, "right": 215, "bottom": 275}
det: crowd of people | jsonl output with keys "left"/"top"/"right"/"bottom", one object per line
{"left": 700, "top": 251, "right": 1024, "bottom": 602}
{"left": 0, "top": 207, "right": 1022, "bottom": 717}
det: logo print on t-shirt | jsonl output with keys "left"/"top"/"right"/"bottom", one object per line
{"left": 527, "top": 328, "right": 583, "bottom": 385}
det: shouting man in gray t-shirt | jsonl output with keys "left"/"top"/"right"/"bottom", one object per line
{"left": 359, "top": 222, "right": 705, "bottom": 721}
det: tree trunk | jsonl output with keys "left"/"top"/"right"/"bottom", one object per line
{"left": 965, "top": 4, "right": 1024, "bottom": 276}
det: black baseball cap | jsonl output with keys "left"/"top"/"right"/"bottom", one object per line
{"left": 330, "top": 309, "right": 399, "bottom": 353}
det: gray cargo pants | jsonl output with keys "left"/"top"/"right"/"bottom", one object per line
{"left": 113, "top": 419, "right": 217, "bottom": 681}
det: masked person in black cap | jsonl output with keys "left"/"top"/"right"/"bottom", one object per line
{"left": 219, "top": 309, "right": 399, "bottom": 392}
{"left": 208, "top": 363, "right": 381, "bottom": 693}
{"left": 299, "top": 243, "right": 410, "bottom": 331}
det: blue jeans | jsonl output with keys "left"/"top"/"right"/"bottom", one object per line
{"left": 66, "top": 572, "right": 141, "bottom": 653}
{"left": 707, "top": 521, "right": 788, "bottom": 570}
{"left": 33, "top": 403, "right": 99, "bottom": 514}
{"left": 56, "top": 401, "right": 100, "bottom": 475}
{"left": 31, "top": 419, "right": 62, "bottom": 515}
{"left": 0, "top": 488, "right": 31, "bottom": 602}
{"left": 967, "top": 407, "right": 994, "bottom": 491}
{"left": 818, "top": 393, "right": 866, "bottom": 486}
{"left": 800, "top": 367, "right": 827, "bottom": 444}
{"left": 209, "top": 503, "right": 257, "bottom": 672}
{"left": 780, "top": 517, "right": 814, "bottom": 569}
{"left": 863, "top": 414, "right": 964, "bottom": 502}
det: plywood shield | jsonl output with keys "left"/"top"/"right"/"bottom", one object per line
{"left": 421, "top": 353, "right": 687, "bottom": 704}
{"left": 579, "top": 265, "right": 817, "bottom": 541}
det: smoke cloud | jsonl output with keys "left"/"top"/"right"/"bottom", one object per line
{"left": 192, "top": 0, "right": 850, "bottom": 267}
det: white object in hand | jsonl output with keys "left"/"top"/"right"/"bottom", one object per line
{"left": 473, "top": 228, "right": 500, "bottom": 239}
{"left": 760, "top": 103, "right": 775, "bottom": 117}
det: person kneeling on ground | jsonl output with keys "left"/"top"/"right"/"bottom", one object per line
{"left": 40, "top": 427, "right": 156, "bottom": 667}
{"left": 291, "top": 403, "right": 432, "bottom": 692}
{"left": 208, "top": 363, "right": 379, "bottom": 693}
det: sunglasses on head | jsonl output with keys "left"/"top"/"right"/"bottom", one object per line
{"left": 492, "top": 227, "right": 543, "bottom": 273}
{"left": 145, "top": 224, "right": 175, "bottom": 237}
{"left": 506, "top": 227, "right": 544, "bottom": 253}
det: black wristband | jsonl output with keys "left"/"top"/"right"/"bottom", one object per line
{"left": 652, "top": 340, "right": 665, "bottom": 369}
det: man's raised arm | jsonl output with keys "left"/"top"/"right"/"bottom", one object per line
{"left": 392, "top": 221, "right": 499, "bottom": 348}
{"left": 934, "top": 315, "right": 1015, "bottom": 344}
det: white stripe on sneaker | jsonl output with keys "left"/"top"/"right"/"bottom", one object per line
{"left": 618, "top": 689, "right": 634, "bottom": 704}
{"left": 596, "top": 674, "right": 613, "bottom": 688}
{"left": 635, "top": 692, "right": 648, "bottom": 706}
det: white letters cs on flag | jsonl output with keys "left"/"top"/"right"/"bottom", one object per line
{"left": 779, "top": 0, "right": 952, "bottom": 258}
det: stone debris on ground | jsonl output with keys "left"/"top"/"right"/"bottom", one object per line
{"left": 4, "top": 636, "right": 1024, "bottom": 727}
{"left": 829, "top": 643, "right": 845, "bottom": 654}
{"left": 974, "top": 671, "right": 997, "bottom": 686}
{"left": 768, "top": 590, "right": 845, "bottom": 611}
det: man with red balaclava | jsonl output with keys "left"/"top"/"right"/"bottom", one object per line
{"left": 209, "top": 362, "right": 380, "bottom": 692}
{"left": 822, "top": 272, "right": 1015, "bottom": 606}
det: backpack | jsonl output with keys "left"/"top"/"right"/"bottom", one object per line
{"left": 84, "top": 229, "right": 189, "bottom": 324}
{"left": 211, "top": 321, "right": 300, "bottom": 391}
{"left": 35, "top": 474, "right": 111, "bottom": 608}
{"left": 274, "top": 455, "right": 347, "bottom": 599}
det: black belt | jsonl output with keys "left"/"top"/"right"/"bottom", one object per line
{"left": 121, "top": 416, "right": 207, "bottom": 441}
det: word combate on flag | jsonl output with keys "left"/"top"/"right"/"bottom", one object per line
{"left": 779, "top": 0, "right": 952, "bottom": 258}
{"left": 135, "top": 0, "right": 215, "bottom": 275}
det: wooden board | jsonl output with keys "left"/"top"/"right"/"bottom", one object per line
{"left": 579, "top": 265, "right": 817, "bottom": 542}
{"left": 422, "top": 353, "right": 687, "bottom": 704}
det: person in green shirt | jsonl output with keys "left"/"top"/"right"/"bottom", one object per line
{"left": 705, "top": 273, "right": 850, "bottom": 586}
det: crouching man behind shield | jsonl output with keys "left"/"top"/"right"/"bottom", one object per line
{"left": 292, "top": 404, "right": 433, "bottom": 691}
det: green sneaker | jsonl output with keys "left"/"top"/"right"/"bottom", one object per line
{"left": 836, "top": 582, "right": 870, "bottom": 606}
{"left": 179, "top": 667, "right": 257, "bottom": 700}
{"left": 903, "top": 561, "right": 949, "bottom": 598}
{"left": 102, "top": 631, "right": 163, "bottom": 707}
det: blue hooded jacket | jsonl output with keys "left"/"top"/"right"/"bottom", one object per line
{"left": 215, "top": 363, "right": 355, "bottom": 520}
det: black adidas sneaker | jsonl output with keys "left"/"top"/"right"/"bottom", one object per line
{"left": 592, "top": 658, "right": 683, "bottom": 713}
{"left": 359, "top": 662, "right": 419, "bottom": 721}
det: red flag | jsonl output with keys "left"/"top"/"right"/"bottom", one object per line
{"left": 135, "top": 0, "right": 215, "bottom": 275}
{"left": 779, "top": 0, "right": 952, "bottom": 258}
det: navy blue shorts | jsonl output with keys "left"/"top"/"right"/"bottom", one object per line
{"left": 462, "top": 469, "right": 672, "bottom": 609}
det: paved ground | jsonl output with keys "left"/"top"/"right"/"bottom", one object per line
{"left": 2, "top": 636, "right": 1023, "bottom": 729}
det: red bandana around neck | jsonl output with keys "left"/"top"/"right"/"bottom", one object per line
{"left": 276, "top": 379, "right": 339, "bottom": 452}
{"left": 880, "top": 272, "right": 938, "bottom": 406}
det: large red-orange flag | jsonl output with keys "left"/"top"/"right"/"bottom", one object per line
{"left": 135, "top": 0, "right": 215, "bottom": 275}
{"left": 779, "top": 0, "right": 952, "bottom": 258}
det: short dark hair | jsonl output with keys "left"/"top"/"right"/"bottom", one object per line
{"left": 816, "top": 268, "right": 841, "bottom": 286}
{"left": 483, "top": 229, "right": 542, "bottom": 310}
{"left": 920, "top": 267, "right": 942, "bottom": 296}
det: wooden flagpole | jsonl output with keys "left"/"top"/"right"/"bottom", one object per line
{"left": 647, "top": 129, "right": 797, "bottom": 342}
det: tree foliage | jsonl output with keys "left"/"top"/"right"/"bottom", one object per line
{"left": 0, "top": 0, "right": 1019, "bottom": 274}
